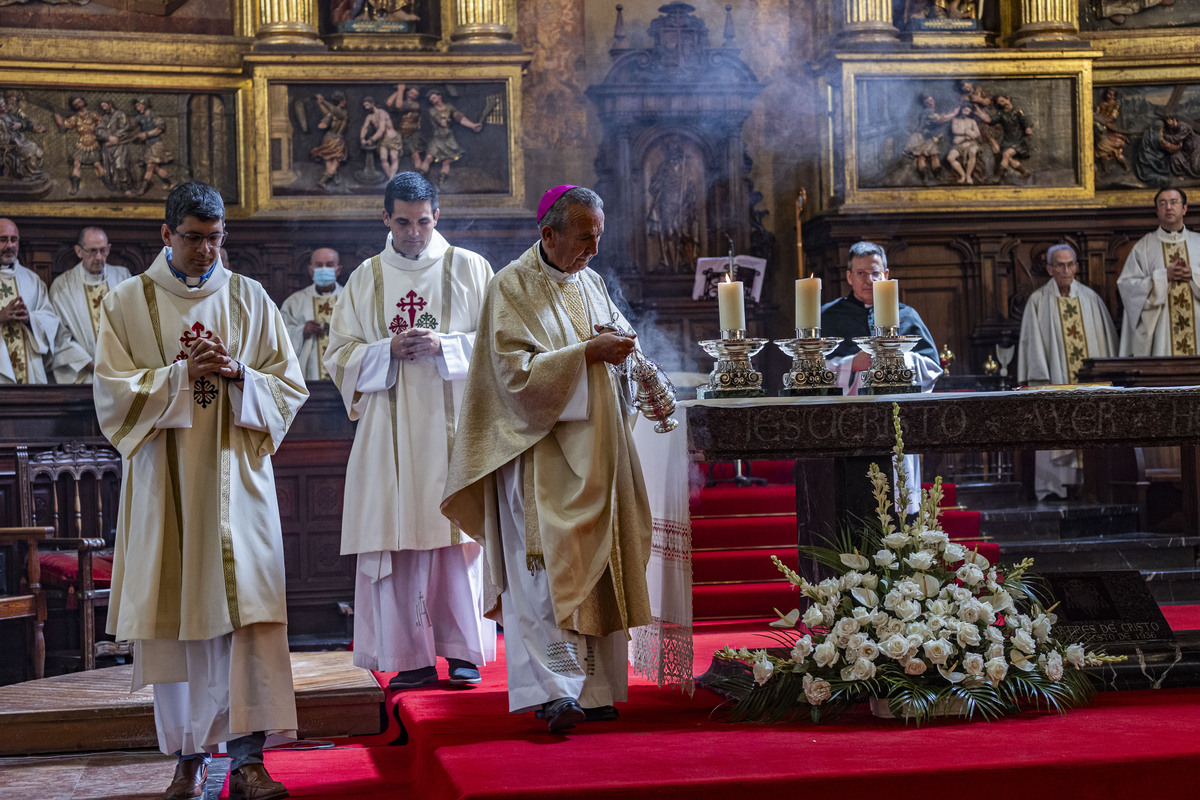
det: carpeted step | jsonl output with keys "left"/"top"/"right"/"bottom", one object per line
{"left": 693, "top": 581, "right": 800, "bottom": 621}
{"left": 700, "top": 460, "right": 795, "bottom": 485}
{"left": 690, "top": 484, "right": 795, "bottom": 517}
{"left": 940, "top": 508, "right": 982, "bottom": 540}
{"left": 692, "top": 515, "right": 797, "bottom": 550}
{"left": 693, "top": 547, "right": 799, "bottom": 584}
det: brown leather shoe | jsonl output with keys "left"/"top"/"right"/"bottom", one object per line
{"left": 164, "top": 758, "right": 206, "bottom": 800}
{"left": 228, "top": 763, "right": 289, "bottom": 800}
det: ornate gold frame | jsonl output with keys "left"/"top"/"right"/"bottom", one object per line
{"left": 247, "top": 54, "right": 527, "bottom": 217}
{"left": 0, "top": 61, "right": 252, "bottom": 219}
{"left": 1092, "top": 63, "right": 1200, "bottom": 209}
{"left": 833, "top": 50, "right": 1102, "bottom": 212}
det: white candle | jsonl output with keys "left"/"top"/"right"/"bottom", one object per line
{"left": 795, "top": 276, "right": 820, "bottom": 330}
{"left": 717, "top": 277, "right": 746, "bottom": 331}
{"left": 873, "top": 279, "right": 899, "bottom": 329}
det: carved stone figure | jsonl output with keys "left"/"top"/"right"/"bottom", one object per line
{"left": 310, "top": 92, "right": 349, "bottom": 192}
{"left": 97, "top": 99, "right": 137, "bottom": 196}
{"left": 385, "top": 84, "right": 430, "bottom": 174}
{"left": 132, "top": 97, "right": 174, "bottom": 195}
{"left": 424, "top": 89, "right": 482, "bottom": 185}
{"left": 903, "top": 93, "right": 954, "bottom": 184}
{"left": 981, "top": 94, "right": 1032, "bottom": 183}
{"left": 54, "top": 96, "right": 105, "bottom": 196}
{"left": 946, "top": 104, "right": 983, "bottom": 185}
{"left": 645, "top": 136, "right": 699, "bottom": 272}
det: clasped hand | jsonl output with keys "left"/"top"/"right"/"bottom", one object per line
{"left": 0, "top": 298, "right": 29, "bottom": 324}
{"left": 1168, "top": 257, "right": 1192, "bottom": 282}
{"left": 187, "top": 335, "right": 240, "bottom": 382}
{"left": 391, "top": 328, "right": 442, "bottom": 361}
{"left": 585, "top": 324, "right": 637, "bottom": 366}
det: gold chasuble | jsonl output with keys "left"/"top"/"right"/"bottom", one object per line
{"left": 93, "top": 249, "right": 308, "bottom": 642}
{"left": 1055, "top": 296, "right": 1088, "bottom": 383}
{"left": 0, "top": 274, "right": 29, "bottom": 383}
{"left": 311, "top": 294, "right": 334, "bottom": 379}
{"left": 85, "top": 281, "right": 109, "bottom": 338}
{"left": 442, "top": 243, "right": 654, "bottom": 639}
{"left": 1165, "top": 240, "right": 1199, "bottom": 355}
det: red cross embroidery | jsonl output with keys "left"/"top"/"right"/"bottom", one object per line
{"left": 397, "top": 290, "right": 427, "bottom": 328}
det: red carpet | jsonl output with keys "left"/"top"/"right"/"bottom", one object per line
{"left": 236, "top": 609, "right": 1200, "bottom": 800}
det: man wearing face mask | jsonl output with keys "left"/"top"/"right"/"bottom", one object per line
{"left": 50, "top": 226, "right": 132, "bottom": 383}
{"left": 281, "top": 247, "right": 343, "bottom": 381}
{"left": 442, "top": 185, "right": 654, "bottom": 733}
{"left": 325, "top": 171, "right": 496, "bottom": 692}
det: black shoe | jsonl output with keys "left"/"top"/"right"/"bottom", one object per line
{"left": 387, "top": 665, "right": 438, "bottom": 690}
{"left": 538, "top": 697, "right": 585, "bottom": 733}
{"left": 446, "top": 658, "right": 481, "bottom": 685}
{"left": 583, "top": 705, "right": 619, "bottom": 722}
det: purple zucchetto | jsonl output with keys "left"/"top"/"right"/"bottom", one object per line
{"left": 536, "top": 184, "right": 578, "bottom": 223}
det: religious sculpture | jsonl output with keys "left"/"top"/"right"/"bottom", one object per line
{"left": 0, "top": 93, "right": 48, "bottom": 187}
{"left": 310, "top": 92, "right": 350, "bottom": 192}
{"left": 645, "top": 135, "right": 700, "bottom": 273}
{"left": 903, "top": 93, "right": 954, "bottom": 185}
{"left": 1099, "top": 0, "right": 1174, "bottom": 25}
{"left": 385, "top": 83, "right": 430, "bottom": 175}
{"left": 1094, "top": 88, "right": 1131, "bottom": 175}
{"left": 132, "top": 96, "right": 174, "bottom": 195}
{"left": 97, "top": 98, "right": 137, "bottom": 196}
{"left": 423, "top": 89, "right": 483, "bottom": 186}
{"left": 54, "top": 95, "right": 105, "bottom": 196}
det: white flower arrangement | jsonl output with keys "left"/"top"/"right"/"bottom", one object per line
{"left": 712, "top": 403, "right": 1123, "bottom": 725}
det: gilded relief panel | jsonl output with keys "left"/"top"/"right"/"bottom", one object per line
{"left": 0, "top": 0, "right": 234, "bottom": 35}
{"left": 0, "top": 87, "right": 241, "bottom": 208}
{"left": 271, "top": 80, "right": 510, "bottom": 197}
{"left": 855, "top": 77, "right": 1077, "bottom": 190}
{"left": 1082, "top": 0, "right": 1200, "bottom": 30}
{"left": 1093, "top": 82, "right": 1200, "bottom": 192}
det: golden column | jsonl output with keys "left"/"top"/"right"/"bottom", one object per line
{"left": 447, "top": 0, "right": 518, "bottom": 49}
{"left": 1013, "top": 0, "right": 1081, "bottom": 46}
{"left": 255, "top": 0, "right": 324, "bottom": 48}
{"left": 840, "top": 0, "right": 899, "bottom": 46}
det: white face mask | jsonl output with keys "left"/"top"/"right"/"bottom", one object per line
{"left": 313, "top": 267, "right": 337, "bottom": 286}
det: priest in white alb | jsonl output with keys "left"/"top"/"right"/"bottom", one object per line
{"left": 1018, "top": 243, "right": 1118, "bottom": 499}
{"left": 442, "top": 185, "right": 654, "bottom": 734}
{"left": 1117, "top": 187, "right": 1200, "bottom": 356}
{"left": 325, "top": 171, "right": 495, "bottom": 691}
{"left": 49, "top": 226, "right": 132, "bottom": 383}
{"left": 281, "top": 246, "right": 342, "bottom": 381}
{"left": 0, "top": 217, "right": 88, "bottom": 384}
{"left": 93, "top": 182, "right": 307, "bottom": 800}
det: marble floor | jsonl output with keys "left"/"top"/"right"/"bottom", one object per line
{"left": 0, "top": 751, "right": 231, "bottom": 800}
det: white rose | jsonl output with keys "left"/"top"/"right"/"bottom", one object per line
{"left": 879, "top": 618, "right": 905, "bottom": 638}
{"left": 894, "top": 599, "right": 921, "bottom": 622}
{"left": 840, "top": 656, "right": 877, "bottom": 681}
{"left": 950, "top": 586, "right": 972, "bottom": 603}
{"left": 882, "top": 532, "right": 909, "bottom": 550}
{"left": 802, "top": 605, "right": 825, "bottom": 628}
{"left": 897, "top": 579, "right": 924, "bottom": 599}
{"left": 852, "top": 606, "right": 873, "bottom": 624}
{"left": 904, "top": 551, "right": 935, "bottom": 571}
{"left": 956, "top": 564, "right": 984, "bottom": 586}
{"left": 922, "top": 638, "right": 955, "bottom": 666}
{"left": 813, "top": 641, "right": 839, "bottom": 668}
{"left": 752, "top": 651, "right": 774, "bottom": 686}
{"left": 987, "top": 642, "right": 1004, "bottom": 660}
{"left": 859, "top": 640, "right": 881, "bottom": 661}
{"left": 1012, "top": 629, "right": 1036, "bottom": 655}
{"left": 986, "top": 625, "right": 1005, "bottom": 644}
{"left": 927, "top": 615, "right": 945, "bottom": 634}
{"left": 839, "top": 572, "right": 863, "bottom": 590}
{"left": 833, "top": 618, "right": 860, "bottom": 638}
{"left": 904, "top": 657, "right": 928, "bottom": 675}
{"left": 905, "top": 623, "right": 930, "bottom": 641}
{"left": 943, "top": 543, "right": 967, "bottom": 564}
{"left": 861, "top": 573, "right": 880, "bottom": 590}
{"left": 791, "top": 635, "right": 814, "bottom": 662}
{"left": 846, "top": 632, "right": 868, "bottom": 651}
{"left": 985, "top": 656, "right": 1008, "bottom": 685}
{"left": 1045, "top": 650, "right": 1064, "bottom": 682}
{"left": 958, "top": 597, "right": 983, "bottom": 624}
{"left": 1014, "top": 613, "right": 1033, "bottom": 633}
{"left": 803, "top": 673, "right": 832, "bottom": 705}
{"left": 927, "top": 599, "right": 953, "bottom": 617}
{"left": 957, "top": 625, "right": 982, "bottom": 649}
{"left": 883, "top": 589, "right": 904, "bottom": 611}
{"left": 817, "top": 577, "right": 842, "bottom": 599}
{"left": 874, "top": 549, "right": 898, "bottom": 568}
{"left": 918, "top": 530, "right": 950, "bottom": 550}
{"left": 1065, "top": 644, "right": 1085, "bottom": 668}
{"left": 963, "top": 652, "right": 985, "bottom": 677}
{"left": 1032, "top": 613, "right": 1054, "bottom": 643}
{"left": 822, "top": 605, "right": 837, "bottom": 626}
{"left": 881, "top": 634, "right": 911, "bottom": 660}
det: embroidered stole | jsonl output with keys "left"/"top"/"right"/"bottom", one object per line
{"left": 85, "top": 281, "right": 109, "bottom": 338}
{"left": 1163, "top": 239, "right": 1198, "bottom": 355}
{"left": 1055, "top": 295, "right": 1088, "bottom": 384}
{"left": 311, "top": 292, "right": 335, "bottom": 379}
{"left": 0, "top": 275, "right": 29, "bottom": 384}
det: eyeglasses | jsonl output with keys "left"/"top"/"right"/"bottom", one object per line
{"left": 1048, "top": 260, "right": 1077, "bottom": 270}
{"left": 80, "top": 246, "right": 111, "bottom": 256}
{"left": 173, "top": 230, "right": 227, "bottom": 249}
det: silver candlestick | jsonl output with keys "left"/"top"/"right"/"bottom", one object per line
{"left": 852, "top": 325, "right": 922, "bottom": 394}
{"left": 697, "top": 329, "right": 768, "bottom": 398}
{"left": 774, "top": 327, "right": 844, "bottom": 397}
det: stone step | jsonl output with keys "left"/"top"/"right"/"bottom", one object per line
{"left": 980, "top": 501, "right": 1140, "bottom": 542}
{"left": 951, "top": 481, "right": 1026, "bottom": 510}
{"left": 1000, "top": 532, "right": 1200, "bottom": 573}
